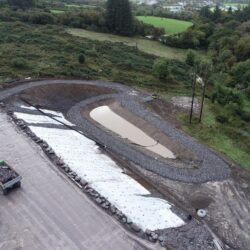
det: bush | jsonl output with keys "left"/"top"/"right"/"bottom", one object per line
{"left": 186, "top": 49, "right": 196, "bottom": 66}
{"left": 240, "top": 111, "right": 250, "bottom": 122}
{"left": 216, "top": 114, "right": 229, "bottom": 123}
{"left": 12, "top": 57, "right": 28, "bottom": 69}
{"left": 31, "top": 13, "right": 55, "bottom": 25}
{"left": 78, "top": 53, "right": 85, "bottom": 64}
{"left": 153, "top": 58, "right": 191, "bottom": 83}
{"left": 153, "top": 59, "right": 170, "bottom": 79}
{"left": 231, "top": 59, "right": 250, "bottom": 88}
{"left": 212, "top": 85, "right": 243, "bottom": 106}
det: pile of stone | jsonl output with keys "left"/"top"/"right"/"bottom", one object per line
{"left": 0, "top": 164, "right": 18, "bottom": 184}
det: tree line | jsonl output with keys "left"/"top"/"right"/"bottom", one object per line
{"left": 4, "top": 0, "right": 164, "bottom": 37}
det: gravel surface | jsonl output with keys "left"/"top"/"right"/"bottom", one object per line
{"left": 0, "top": 79, "right": 231, "bottom": 183}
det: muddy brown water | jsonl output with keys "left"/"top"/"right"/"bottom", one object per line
{"left": 90, "top": 105, "right": 176, "bottom": 159}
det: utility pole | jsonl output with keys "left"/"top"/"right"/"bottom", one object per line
{"left": 199, "top": 80, "right": 206, "bottom": 123}
{"left": 189, "top": 67, "right": 197, "bottom": 124}
{"left": 199, "top": 65, "right": 211, "bottom": 123}
{"left": 199, "top": 65, "right": 209, "bottom": 123}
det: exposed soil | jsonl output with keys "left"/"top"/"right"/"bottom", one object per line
{"left": 19, "top": 83, "right": 115, "bottom": 112}
{"left": 145, "top": 98, "right": 181, "bottom": 129}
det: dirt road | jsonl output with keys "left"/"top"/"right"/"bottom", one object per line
{"left": 0, "top": 111, "right": 158, "bottom": 250}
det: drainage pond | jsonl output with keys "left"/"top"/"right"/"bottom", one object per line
{"left": 90, "top": 106, "right": 175, "bottom": 159}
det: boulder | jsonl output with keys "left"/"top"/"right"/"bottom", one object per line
{"left": 80, "top": 179, "right": 88, "bottom": 187}
{"left": 110, "top": 205, "right": 116, "bottom": 214}
{"left": 131, "top": 224, "right": 141, "bottom": 233}
{"left": 95, "top": 197, "right": 102, "bottom": 204}
{"left": 74, "top": 176, "right": 81, "bottom": 182}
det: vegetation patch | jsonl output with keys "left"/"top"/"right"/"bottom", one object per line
{"left": 177, "top": 103, "right": 250, "bottom": 170}
{"left": 136, "top": 16, "right": 193, "bottom": 34}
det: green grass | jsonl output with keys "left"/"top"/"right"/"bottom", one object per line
{"left": 136, "top": 16, "right": 193, "bottom": 34}
{"left": 67, "top": 28, "right": 187, "bottom": 60}
{"left": 223, "top": 2, "right": 249, "bottom": 7}
{"left": 50, "top": 9, "right": 65, "bottom": 14}
{"left": 65, "top": 4, "right": 96, "bottom": 8}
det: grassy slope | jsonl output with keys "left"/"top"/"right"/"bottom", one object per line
{"left": 161, "top": 89, "right": 250, "bottom": 170}
{"left": 67, "top": 28, "right": 187, "bottom": 60}
{"left": 0, "top": 22, "right": 165, "bottom": 88}
{"left": 136, "top": 16, "right": 193, "bottom": 34}
{"left": 178, "top": 104, "right": 250, "bottom": 169}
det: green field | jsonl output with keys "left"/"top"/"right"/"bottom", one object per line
{"left": 224, "top": 2, "right": 249, "bottom": 7}
{"left": 136, "top": 16, "right": 193, "bottom": 34}
{"left": 67, "top": 28, "right": 187, "bottom": 60}
{"left": 65, "top": 4, "right": 96, "bottom": 9}
{"left": 50, "top": 9, "right": 65, "bottom": 14}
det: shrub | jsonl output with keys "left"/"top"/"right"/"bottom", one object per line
{"left": 216, "top": 114, "right": 229, "bottom": 124}
{"left": 186, "top": 49, "right": 196, "bottom": 66}
{"left": 212, "top": 85, "right": 243, "bottom": 106}
{"left": 153, "top": 59, "right": 170, "bottom": 79}
{"left": 78, "top": 53, "right": 85, "bottom": 64}
{"left": 12, "top": 57, "right": 28, "bottom": 69}
{"left": 240, "top": 111, "right": 250, "bottom": 122}
{"left": 31, "top": 13, "right": 55, "bottom": 25}
{"left": 231, "top": 59, "right": 250, "bottom": 88}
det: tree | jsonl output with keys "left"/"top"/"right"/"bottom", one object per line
{"left": 213, "top": 5, "right": 222, "bottom": 21}
{"left": 106, "top": 0, "right": 134, "bottom": 36}
{"left": 7, "top": 0, "right": 35, "bottom": 9}
{"left": 200, "top": 6, "right": 212, "bottom": 19}
{"left": 231, "top": 59, "right": 250, "bottom": 88}
{"left": 234, "top": 36, "right": 250, "bottom": 61}
{"left": 228, "top": 6, "right": 233, "bottom": 15}
{"left": 181, "top": 30, "right": 200, "bottom": 48}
